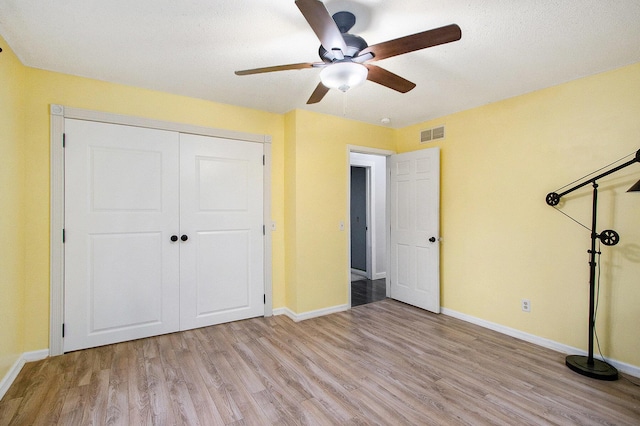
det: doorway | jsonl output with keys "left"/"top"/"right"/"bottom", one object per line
{"left": 349, "top": 151, "right": 387, "bottom": 306}
{"left": 350, "top": 166, "right": 368, "bottom": 277}
{"left": 348, "top": 146, "right": 441, "bottom": 312}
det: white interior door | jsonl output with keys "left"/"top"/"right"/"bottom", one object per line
{"left": 178, "top": 133, "right": 265, "bottom": 330}
{"left": 389, "top": 148, "right": 440, "bottom": 313}
{"left": 64, "top": 119, "right": 180, "bottom": 352}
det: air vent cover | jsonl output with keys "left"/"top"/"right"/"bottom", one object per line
{"left": 420, "top": 125, "right": 445, "bottom": 143}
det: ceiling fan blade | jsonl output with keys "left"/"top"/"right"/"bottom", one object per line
{"left": 361, "top": 24, "right": 461, "bottom": 62}
{"left": 307, "top": 82, "right": 330, "bottom": 104}
{"left": 365, "top": 64, "right": 416, "bottom": 93}
{"left": 235, "top": 62, "right": 319, "bottom": 76}
{"left": 295, "top": 0, "right": 347, "bottom": 56}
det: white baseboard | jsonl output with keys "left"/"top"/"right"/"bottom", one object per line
{"left": 350, "top": 269, "right": 367, "bottom": 278}
{"left": 350, "top": 270, "right": 386, "bottom": 281}
{"left": 273, "top": 304, "right": 350, "bottom": 322}
{"left": 0, "top": 349, "right": 49, "bottom": 400}
{"left": 441, "top": 308, "right": 640, "bottom": 379}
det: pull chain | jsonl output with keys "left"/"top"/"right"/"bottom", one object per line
{"left": 342, "top": 90, "right": 348, "bottom": 117}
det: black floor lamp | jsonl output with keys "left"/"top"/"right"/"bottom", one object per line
{"left": 546, "top": 149, "right": 640, "bottom": 381}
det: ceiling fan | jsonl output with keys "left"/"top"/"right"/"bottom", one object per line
{"left": 235, "top": 0, "right": 462, "bottom": 104}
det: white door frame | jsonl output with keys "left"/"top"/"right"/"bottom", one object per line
{"left": 346, "top": 146, "right": 394, "bottom": 306}
{"left": 50, "top": 104, "right": 273, "bottom": 356}
{"left": 349, "top": 165, "right": 374, "bottom": 280}
{"left": 349, "top": 164, "right": 371, "bottom": 279}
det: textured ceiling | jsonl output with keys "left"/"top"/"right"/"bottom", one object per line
{"left": 1, "top": 0, "right": 639, "bottom": 128}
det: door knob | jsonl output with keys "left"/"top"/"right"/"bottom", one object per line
{"left": 429, "top": 237, "right": 436, "bottom": 243}
{"left": 181, "top": 234, "right": 189, "bottom": 242}
{"left": 170, "top": 235, "right": 178, "bottom": 242}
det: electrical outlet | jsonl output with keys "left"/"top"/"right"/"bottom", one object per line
{"left": 521, "top": 299, "right": 531, "bottom": 312}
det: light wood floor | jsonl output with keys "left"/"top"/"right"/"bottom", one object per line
{"left": 2, "top": 299, "right": 639, "bottom": 425}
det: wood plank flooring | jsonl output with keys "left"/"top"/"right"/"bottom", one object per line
{"left": 2, "top": 299, "right": 639, "bottom": 425}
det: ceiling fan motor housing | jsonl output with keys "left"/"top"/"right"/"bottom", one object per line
{"left": 319, "top": 33, "right": 368, "bottom": 62}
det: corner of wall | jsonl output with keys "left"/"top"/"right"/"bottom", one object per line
{"left": 0, "top": 35, "right": 28, "bottom": 384}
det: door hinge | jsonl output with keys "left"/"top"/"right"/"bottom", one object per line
{"left": 62, "top": 323, "right": 65, "bottom": 338}
{"left": 62, "top": 229, "right": 65, "bottom": 243}
{"left": 263, "top": 225, "right": 265, "bottom": 235}
{"left": 63, "top": 133, "right": 66, "bottom": 148}
{"left": 264, "top": 294, "right": 266, "bottom": 304}
{"left": 263, "top": 155, "right": 265, "bottom": 165}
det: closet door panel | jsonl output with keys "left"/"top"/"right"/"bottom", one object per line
{"left": 179, "top": 134, "right": 264, "bottom": 330}
{"left": 64, "top": 119, "right": 180, "bottom": 352}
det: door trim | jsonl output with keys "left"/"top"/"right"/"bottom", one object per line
{"left": 50, "top": 104, "right": 273, "bottom": 355}
{"left": 349, "top": 165, "right": 371, "bottom": 279}
{"left": 346, "top": 145, "right": 395, "bottom": 307}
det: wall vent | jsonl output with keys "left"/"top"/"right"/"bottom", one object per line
{"left": 420, "top": 125, "right": 445, "bottom": 143}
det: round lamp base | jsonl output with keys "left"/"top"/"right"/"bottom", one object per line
{"left": 565, "top": 355, "right": 618, "bottom": 381}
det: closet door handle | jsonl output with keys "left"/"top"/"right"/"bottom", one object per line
{"left": 181, "top": 234, "right": 189, "bottom": 242}
{"left": 170, "top": 235, "right": 178, "bottom": 242}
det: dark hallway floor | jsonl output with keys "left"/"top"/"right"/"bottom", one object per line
{"left": 351, "top": 278, "right": 386, "bottom": 307}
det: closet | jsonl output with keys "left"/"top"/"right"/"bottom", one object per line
{"left": 63, "top": 119, "right": 264, "bottom": 352}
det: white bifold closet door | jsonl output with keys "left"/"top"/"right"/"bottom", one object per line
{"left": 63, "top": 119, "right": 264, "bottom": 352}
{"left": 178, "top": 133, "right": 264, "bottom": 331}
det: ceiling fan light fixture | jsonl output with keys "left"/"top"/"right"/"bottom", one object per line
{"left": 320, "top": 62, "right": 368, "bottom": 92}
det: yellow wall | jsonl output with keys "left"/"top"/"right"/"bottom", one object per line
{"left": 0, "top": 37, "right": 26, "bottom": 380}
{"left": 21, "top": 68, "right": 287, "bottom": 351}
{"left": 396, "top": 63, "right": 640, "bottom": 366}
{"left": 287, "top": 110, "right": 395, "bottom": 313}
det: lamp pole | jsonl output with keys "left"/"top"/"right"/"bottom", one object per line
{"left": 587, "top": 182, "right": 598, "bottom": 365}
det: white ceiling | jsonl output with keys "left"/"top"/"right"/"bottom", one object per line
{"left": 1, "top": 0, "right": 639, "bottom": 128}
